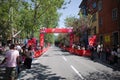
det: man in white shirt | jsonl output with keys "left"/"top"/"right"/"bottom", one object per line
{"left": 0, "top": 44, "right": 19, "bottom": 80}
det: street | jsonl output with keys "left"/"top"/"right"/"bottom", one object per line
{"left": 0, "top": 0, "right": 119, "bottom": 80}
{"left": 16, "top": 46, "right": 119, "bottom": 80}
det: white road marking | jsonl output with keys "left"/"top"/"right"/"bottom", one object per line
{"left": 74, "top": 59, "right": 98, "bottom": 71}
{"left": 62, "top": 56, "right": 67, "bottom": 62}
{"left": 33, "top": 60, "right": 38, "bottom": 63}
{"left": 70, "top": 65, "right": 85, "bottom": 80}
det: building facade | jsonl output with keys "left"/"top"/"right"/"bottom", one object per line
{"left": 79, "top": 0, "right": 120, "bottom": 48}
{"left": 98, "top": 0, "right": 120, "bottom": 48}
{"left": 79, "top": 0, "right": 98, "bottom": 47}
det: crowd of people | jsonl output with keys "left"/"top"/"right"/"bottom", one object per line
{"left": 71, "top": 43, "right": 120, "bottom": 66}
{"left": 0, "top": 43, "right": 34, "bottom": 80}
{"left": 0, "top": 41, "right": 120, "bottom": 80}
{"left": 96, "top": 44, "right": 120, "bottom": 65}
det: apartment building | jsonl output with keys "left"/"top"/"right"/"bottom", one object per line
{"left": 79, "top": 0, "right": 98, "bottom": 46}
{"left": 79, "top": 0, "right": 120, "bottom": 48}
{"left": 98, "top": 0, "right": 120, "bottom": 47}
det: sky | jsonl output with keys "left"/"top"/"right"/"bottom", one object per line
{"left": 58, "top": 0, "right": 82, "bottom": 28}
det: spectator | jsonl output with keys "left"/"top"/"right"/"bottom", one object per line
{"left": 0, "top": 44, "right": 19, "bottom": 80}
{"left": 16, "top": 44, "right": 22, "bottom": 74}
{"left": 97, "top": 43, "right": 101, "bottom": 58}
{"left": 90, "top": 46, "right": 95, "bottom": 60}
{"left": 16, "top": 44, "right": 22, "bottom": 53}
{"left": 23, "top": 45, "right": 34, "bottom": 69}
{"left": 105, "top": 46, "right": 111, "bottom": 62}
{"left": 117, "top": 45, "right": 120, "bottom": 57}
{"left": 110, "top": 48, "right": 118, "bottom": 65}
{"left": 117, "top": 45, "right": 120, "bottom": 64}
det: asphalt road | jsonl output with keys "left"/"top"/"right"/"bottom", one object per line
{"left": 17, "top": 46, "right": 120, "bottom": 80}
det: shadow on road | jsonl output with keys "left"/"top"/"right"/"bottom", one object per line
{"left": 0, "top": 68, "right": 5, "bottom": 80}
{"left": 89, "top": 58, "right": 120, "bottom": 72}
{"left": 19, "top": 63, "right": 66, "bottom": 80}
{"left": 0, "top": 54, "right": 5, "bottom": 80}
{"left": 84, "top": 70, "right": 120, "bottom": 80}
{"left": 61, "top": 49, "right": 120, "bottom": 72}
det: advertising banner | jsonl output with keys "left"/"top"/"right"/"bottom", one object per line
{"left": 89, "top": 35, "right": 96, "bottom": 46}
{"left": 40, "top": 28, "right": 73, "bottom": 33}
{"left": 40, "top": 33, "right": 44, "bottom": 47}
{"left": 40, "top": 28, "right": 73, "bottom": 47}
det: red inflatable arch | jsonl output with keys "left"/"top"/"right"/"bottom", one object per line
{"left": 40, "top": 27, "right": 73, "bottom": 47}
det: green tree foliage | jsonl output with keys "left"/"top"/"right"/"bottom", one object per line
{"left": 64, "top": 16, "right": 82, "bottom": 36}
{"left": 0, "top": 0, "right": 64, "bottom": 44}
{"left": 64, "top": 16, "right": 79, "bottom": 27}
{"left": 0, "top": 0, "right": 21, "bottom": 43}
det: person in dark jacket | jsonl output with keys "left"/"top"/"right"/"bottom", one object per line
{"left": 23, "top": 45, "right": 34, "bottom": 69}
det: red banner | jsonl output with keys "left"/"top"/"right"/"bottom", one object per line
{"left": 70, "top": 33, "right": 74, "bottom": 47}
{"left": 40, "top": 33, "right": 44, "bottom": 47}
{"left": 40, "top": 28, "right": 73, "bottom": 33}
{"left": 89, "top": 35, "right": 96, "bottom": 46}
{"left": 40, "top": 28, "right": 73, "bottom": 48}
{"left": 27, "top": 38, "right": 36, "bottom": 47}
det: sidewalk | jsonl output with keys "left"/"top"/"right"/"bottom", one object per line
{"left": 91, "top": 51, "right": 120, "bottom": 71}
{"left": 0, "top": 53, "right": 5, "bottom": 80}
{"left": 0, "top": 67, "right": 5, "bottom": 80}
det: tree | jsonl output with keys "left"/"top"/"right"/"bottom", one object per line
{"left": 65, "top": 16, "right": 78, "bottom": 27}
{"left": 0, "top": 0, "right": 21, "bottom": 44}
{"left": 0, "top": 0, "right": 64, "bottom": 45}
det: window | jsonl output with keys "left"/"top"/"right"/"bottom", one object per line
{"left": 99, "top": 35, "right": 103, "bottom": 44}
{"left": 92, "top": 2, "right": 97, "bottom": 8}
{"left": 92, "top": 14, "right": 96, "bottom": 22}
{"left": 112, "top": 8, "right": 118, "bottom": 20}
{"left": 83, "top": 9, "right": 87, "bottom": 15}
{"left": 93, "top": 27, "right": 96, "bottom": 34}
{"left": 99, "top": 17, "right": 103, "bottom": 27}
{"left": 112, "top": 32, "right": 119, "bottom": 46}
{"left": 98, "top": 0, "right": 102, "bottom": 11}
